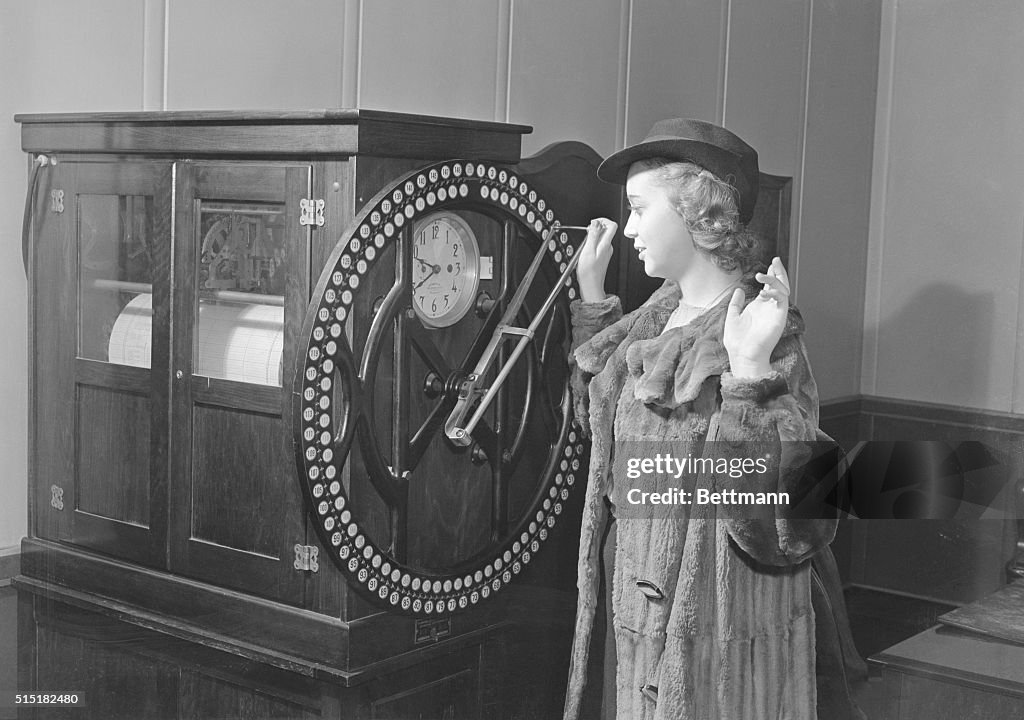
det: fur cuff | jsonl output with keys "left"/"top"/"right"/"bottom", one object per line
{"left": 720, "top": 371, "right": 789, "bottom": 402}
{"left": 570, "top": 295, "right": 622, "bottom": 332}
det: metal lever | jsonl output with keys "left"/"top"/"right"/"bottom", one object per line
{"left": 444, "top": 222, "right": 593, "bottom": 446}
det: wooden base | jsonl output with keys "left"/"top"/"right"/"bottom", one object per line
{"left": 18, "top": 537, "right": 517, "bottom": 682}
{"left": 17, "top": 588, "right": 497, "bottom": 719}
{"left": 15, "top": 538, "right": 578, "bottom": 719}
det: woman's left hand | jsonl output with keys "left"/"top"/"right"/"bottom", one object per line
{"left": 723, "top": 257, "right": 791, "bottom": 378}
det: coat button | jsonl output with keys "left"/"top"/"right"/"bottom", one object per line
{"left": 640, "top": 684, "right": 659, "bottom": 702}
{"left": 635, "top": 579, "right": 665, "bottom": 600}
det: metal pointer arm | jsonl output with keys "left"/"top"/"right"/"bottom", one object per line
{"left": 444, "top": 222, "right": 591, "bottom": 446}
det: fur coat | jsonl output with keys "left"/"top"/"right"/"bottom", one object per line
{"left": 563, "top": 281, "right": 842, "bottom": 720}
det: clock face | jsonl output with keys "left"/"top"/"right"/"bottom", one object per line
{"left": 412, "top": 212, "right": 479, "bottom": 327}
{"left": 294, "top": 160, "right": 585, "bottom": 616}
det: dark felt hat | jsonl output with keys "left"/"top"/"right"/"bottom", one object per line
{"left": 597, "top": 118, "right": 760, "bottom": 224}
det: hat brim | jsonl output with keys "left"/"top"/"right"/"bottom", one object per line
{"left": 596, "top": 137, "right": 743, "bottom": 186}
{"left": 596, "top": 136, "right": 758, "bottom": 224}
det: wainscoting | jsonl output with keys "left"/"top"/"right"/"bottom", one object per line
{"left": 820, "top": 395, "right": 1024, "bottom": 718}
{"left": 820, "top": 394, "right": 1023, "bottom": 607}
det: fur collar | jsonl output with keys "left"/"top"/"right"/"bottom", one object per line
{"left": 614, "top": 278, "right": 806, "bottom": 411}
{"left": 574, "top": 281, "right": 679, "bottom": 376}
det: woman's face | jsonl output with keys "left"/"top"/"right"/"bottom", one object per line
{"left": 623, "top": 164, "right": 695, "bottom": 282}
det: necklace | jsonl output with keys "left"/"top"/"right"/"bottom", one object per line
{"left": 665, "top": 281, "right": 741, "bottom": 331}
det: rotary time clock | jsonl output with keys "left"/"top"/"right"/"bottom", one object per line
{"left": 294, "top": 159, "right": 587, "bottom": 616}
{"left": 411, "top": 211, "right": 480, "bottom": 328}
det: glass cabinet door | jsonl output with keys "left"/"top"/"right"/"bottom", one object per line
{"left": 169, "top": 162, "right": 311, "bottom": 605}
{"left": 31, "top": 159, "right": 172, "bottom": 567}
{"left": 193, "top": 200, "right": 286, "bottom": 386}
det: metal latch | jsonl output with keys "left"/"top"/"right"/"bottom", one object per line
{"left": 293, "top": 544, "right": 320, "bottom": 572}
{"left": 299, "top": 198, "right": 325, "bottom": 227}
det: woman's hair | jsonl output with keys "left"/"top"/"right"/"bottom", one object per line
{"left": 634, "top": 157, "right": 764, "bottom": 277}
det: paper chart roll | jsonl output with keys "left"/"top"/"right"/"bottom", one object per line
{"left": 107, "top": 292, "right": 153, "bottom": 369}
{"left": 108, "top": 294, "right": 285, "bottom": 386}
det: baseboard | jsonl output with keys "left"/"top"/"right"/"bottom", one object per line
{"left": 820, "top": 394, "right": 863, "bottom": 416}
{"left": 820, "top": 393, "right": 1024, "bottom": 440}
{"left": 844, "top": 582, "right": 961, "bottom": 611}
{"left": 0, "top": 545, "right": 20, "bottom": 586}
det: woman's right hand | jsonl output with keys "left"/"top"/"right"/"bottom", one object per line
{"left": 575, "top": 218, "right": 618, "bottom": 303}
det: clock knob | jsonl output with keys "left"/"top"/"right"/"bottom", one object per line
{"left": 475, "top": 291, "right": 496, "bottom": 317}
{"left": 423, "top": 372, "right": 445, "bottom": 399}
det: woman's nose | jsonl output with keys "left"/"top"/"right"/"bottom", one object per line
{"left": 623, "top": 212, "right": 638, "bottom": 238}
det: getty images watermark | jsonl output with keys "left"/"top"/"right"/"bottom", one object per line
{"left": 624, "top": 453, "right": 783, "bottom": 508}
{"left": 609, "top": 440, "right": 1014, "bottom": 521}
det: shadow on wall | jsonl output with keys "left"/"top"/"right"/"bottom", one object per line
{"left": 804, "top": 305, "right": 862, "bottom": 405}
{"left": 874, "top": 282, "right": 995, "bottom": 407}
{"left": 830, "top": 282, "right": 1017, "bottom": 607}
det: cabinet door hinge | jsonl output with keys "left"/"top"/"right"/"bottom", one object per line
{"left": 50, "top": 189, "right": 64, "bottom": 213}
{"left": 293, "top": 544, "right": 320, "bottom": 572}
{"left": 50, "top": 484, "right": 64, "bottom": 510}
{"left": 299, "top": 198, "right": 325, "bottom": 227}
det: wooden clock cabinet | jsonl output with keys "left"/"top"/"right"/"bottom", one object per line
{"left": 15, "top": 110, "right": 619, "bottom": 719}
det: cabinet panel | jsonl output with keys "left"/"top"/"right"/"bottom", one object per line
{"left": 190, "top": 404, "right": 286, "bottom": 557}
{"left": 76, "top": 385, "right": 151, "bottom": 525}
{"left": 169, "top": 162, "right": 311, "bottom": 604}
{"left": 179, "top": 671, "right": 321, "bottom": 720}
{"left": 370, "top": 666, "right": 478, "bottom": 719}
{"left": 31, "top": 159, "right": 77, "bottom": 546}
{"left": 31, "top": 159, "right": 172, "bottom": 567}
{"left": 34, "top": 619, "right": 176, "bottom": 720}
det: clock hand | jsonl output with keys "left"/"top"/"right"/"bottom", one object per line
{"left": 413, "top": 273, "right": 434, "bottom": 293}
{"left": 444, "top": 223, "right": 592, "bottom": 446}
{"left": 412, "top": 258, "right": 442, "bottom": 292}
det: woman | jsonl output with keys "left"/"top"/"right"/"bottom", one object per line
{"left": 563, "top": 119, "right": 863, "bottom": 720}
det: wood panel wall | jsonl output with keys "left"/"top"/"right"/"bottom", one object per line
{"left": 1, "top": 0, "right": 881, "bottom": 557}
{"left": 864, "top": 0, "right": 1024, "bottom": 413}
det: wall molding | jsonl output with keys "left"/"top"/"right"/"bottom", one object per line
{"left": 790, "top": 0, "right": 815, "bottom": 301}
{"left": 1014, "top": 217, "right": 1024, "bottom": 413}
{"left": 341, "top": 0, "right": 362, "bottom": 108}
{"left": 495, "top": 0, "right": 513, "bottom": 122}
{"left": 142, "top": 0, "right": 167, "bottom": 110}
{"left": 616, "top": 0, "right": 633, "bottom": 147}
{"left": 861, "top": 0, "right": 900, "bottom": 397}
{"left": 718, "top": 0, "right": 731, "bottom": 126}
{"left": 822, "top": 394, "right": 1024, "bottom": 436}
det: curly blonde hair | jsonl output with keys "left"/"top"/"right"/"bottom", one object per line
{"left": 634, "top": 157, "right": 763, "bottom": 277}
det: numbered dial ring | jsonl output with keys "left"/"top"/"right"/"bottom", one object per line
{"left": 294, "top": 160, "right": 585, "bottom": 616}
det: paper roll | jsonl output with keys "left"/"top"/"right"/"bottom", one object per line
{"left": 107, "top": 292, "right": 153, "bottom": 369}
{"left": 107, "top": 293, "right": 285, "bottom": 386}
